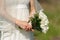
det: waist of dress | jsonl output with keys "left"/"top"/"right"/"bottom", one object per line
{"left": 6, "top": 4, "right": 28, "bottom": 8}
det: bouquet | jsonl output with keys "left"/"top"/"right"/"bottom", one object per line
{"left": 18, "top": 10, "right": 49, "bottom": 33}
{"left": 28, "top": 12, "right": 42, "bottom": 32}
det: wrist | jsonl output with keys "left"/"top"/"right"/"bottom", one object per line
{"left": 12, "top": 18, "right": 17, "bottom": 24}
{"left": 29, "top": 11, "right": 36, "bottom": 17}
{"left": 31, "top": 9, "right": 36, "bottom": 13}
{"left": 12, "top": 18, "right": 20, "bottom": 25}
{"left": 15, "top": 19, "right": 21, "bottom": 25}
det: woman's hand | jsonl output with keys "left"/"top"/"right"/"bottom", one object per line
{"left": 16, "top": 19, "right": 34, "bottom": 31}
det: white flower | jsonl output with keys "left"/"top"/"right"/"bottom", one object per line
{"left": 41, "top": 25, "right": 49, "bottom": 34}
{"left": 39, "top": 10, "right": 49, "bottom": 34}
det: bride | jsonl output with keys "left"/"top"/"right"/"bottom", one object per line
{"left": 0, "top": 0, "right": 49, "bottom": 40}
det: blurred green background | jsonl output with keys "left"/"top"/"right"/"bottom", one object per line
{"left": 34, "top": 0, "right": 60, "bottom": 40}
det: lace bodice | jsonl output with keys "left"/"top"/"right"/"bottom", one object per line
{"left": 5, "top": 0, "right": 30, "bottom": 6}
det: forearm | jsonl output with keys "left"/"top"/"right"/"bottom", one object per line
{"left": 30, "top": 0, "right": 36, "bottom": 13}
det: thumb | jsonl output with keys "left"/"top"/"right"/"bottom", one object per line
{"left": 31, "top": 29, "right": 34, "bottom": 32}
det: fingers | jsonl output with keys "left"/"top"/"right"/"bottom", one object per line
{"left": 31, "top": 29, "right": 34, "bottom": 32}
{"left": 25, "top": 24, "right": 32, "bottom": 31}
{"left": 19, "top": 21, "right": 34, "bottom": 32}
{"left": 26, "top": 25, "right": 34, "bottom": 32}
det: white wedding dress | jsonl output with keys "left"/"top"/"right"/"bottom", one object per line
{"left": 0, "top": 0, "right": 34, "bottom": 40}
{"left": 0, "top": 0, "right": 49, "bottom": 40}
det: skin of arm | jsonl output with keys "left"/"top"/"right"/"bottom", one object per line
{"left": 30, "top": 0, "right": 36, "bottom": 16}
